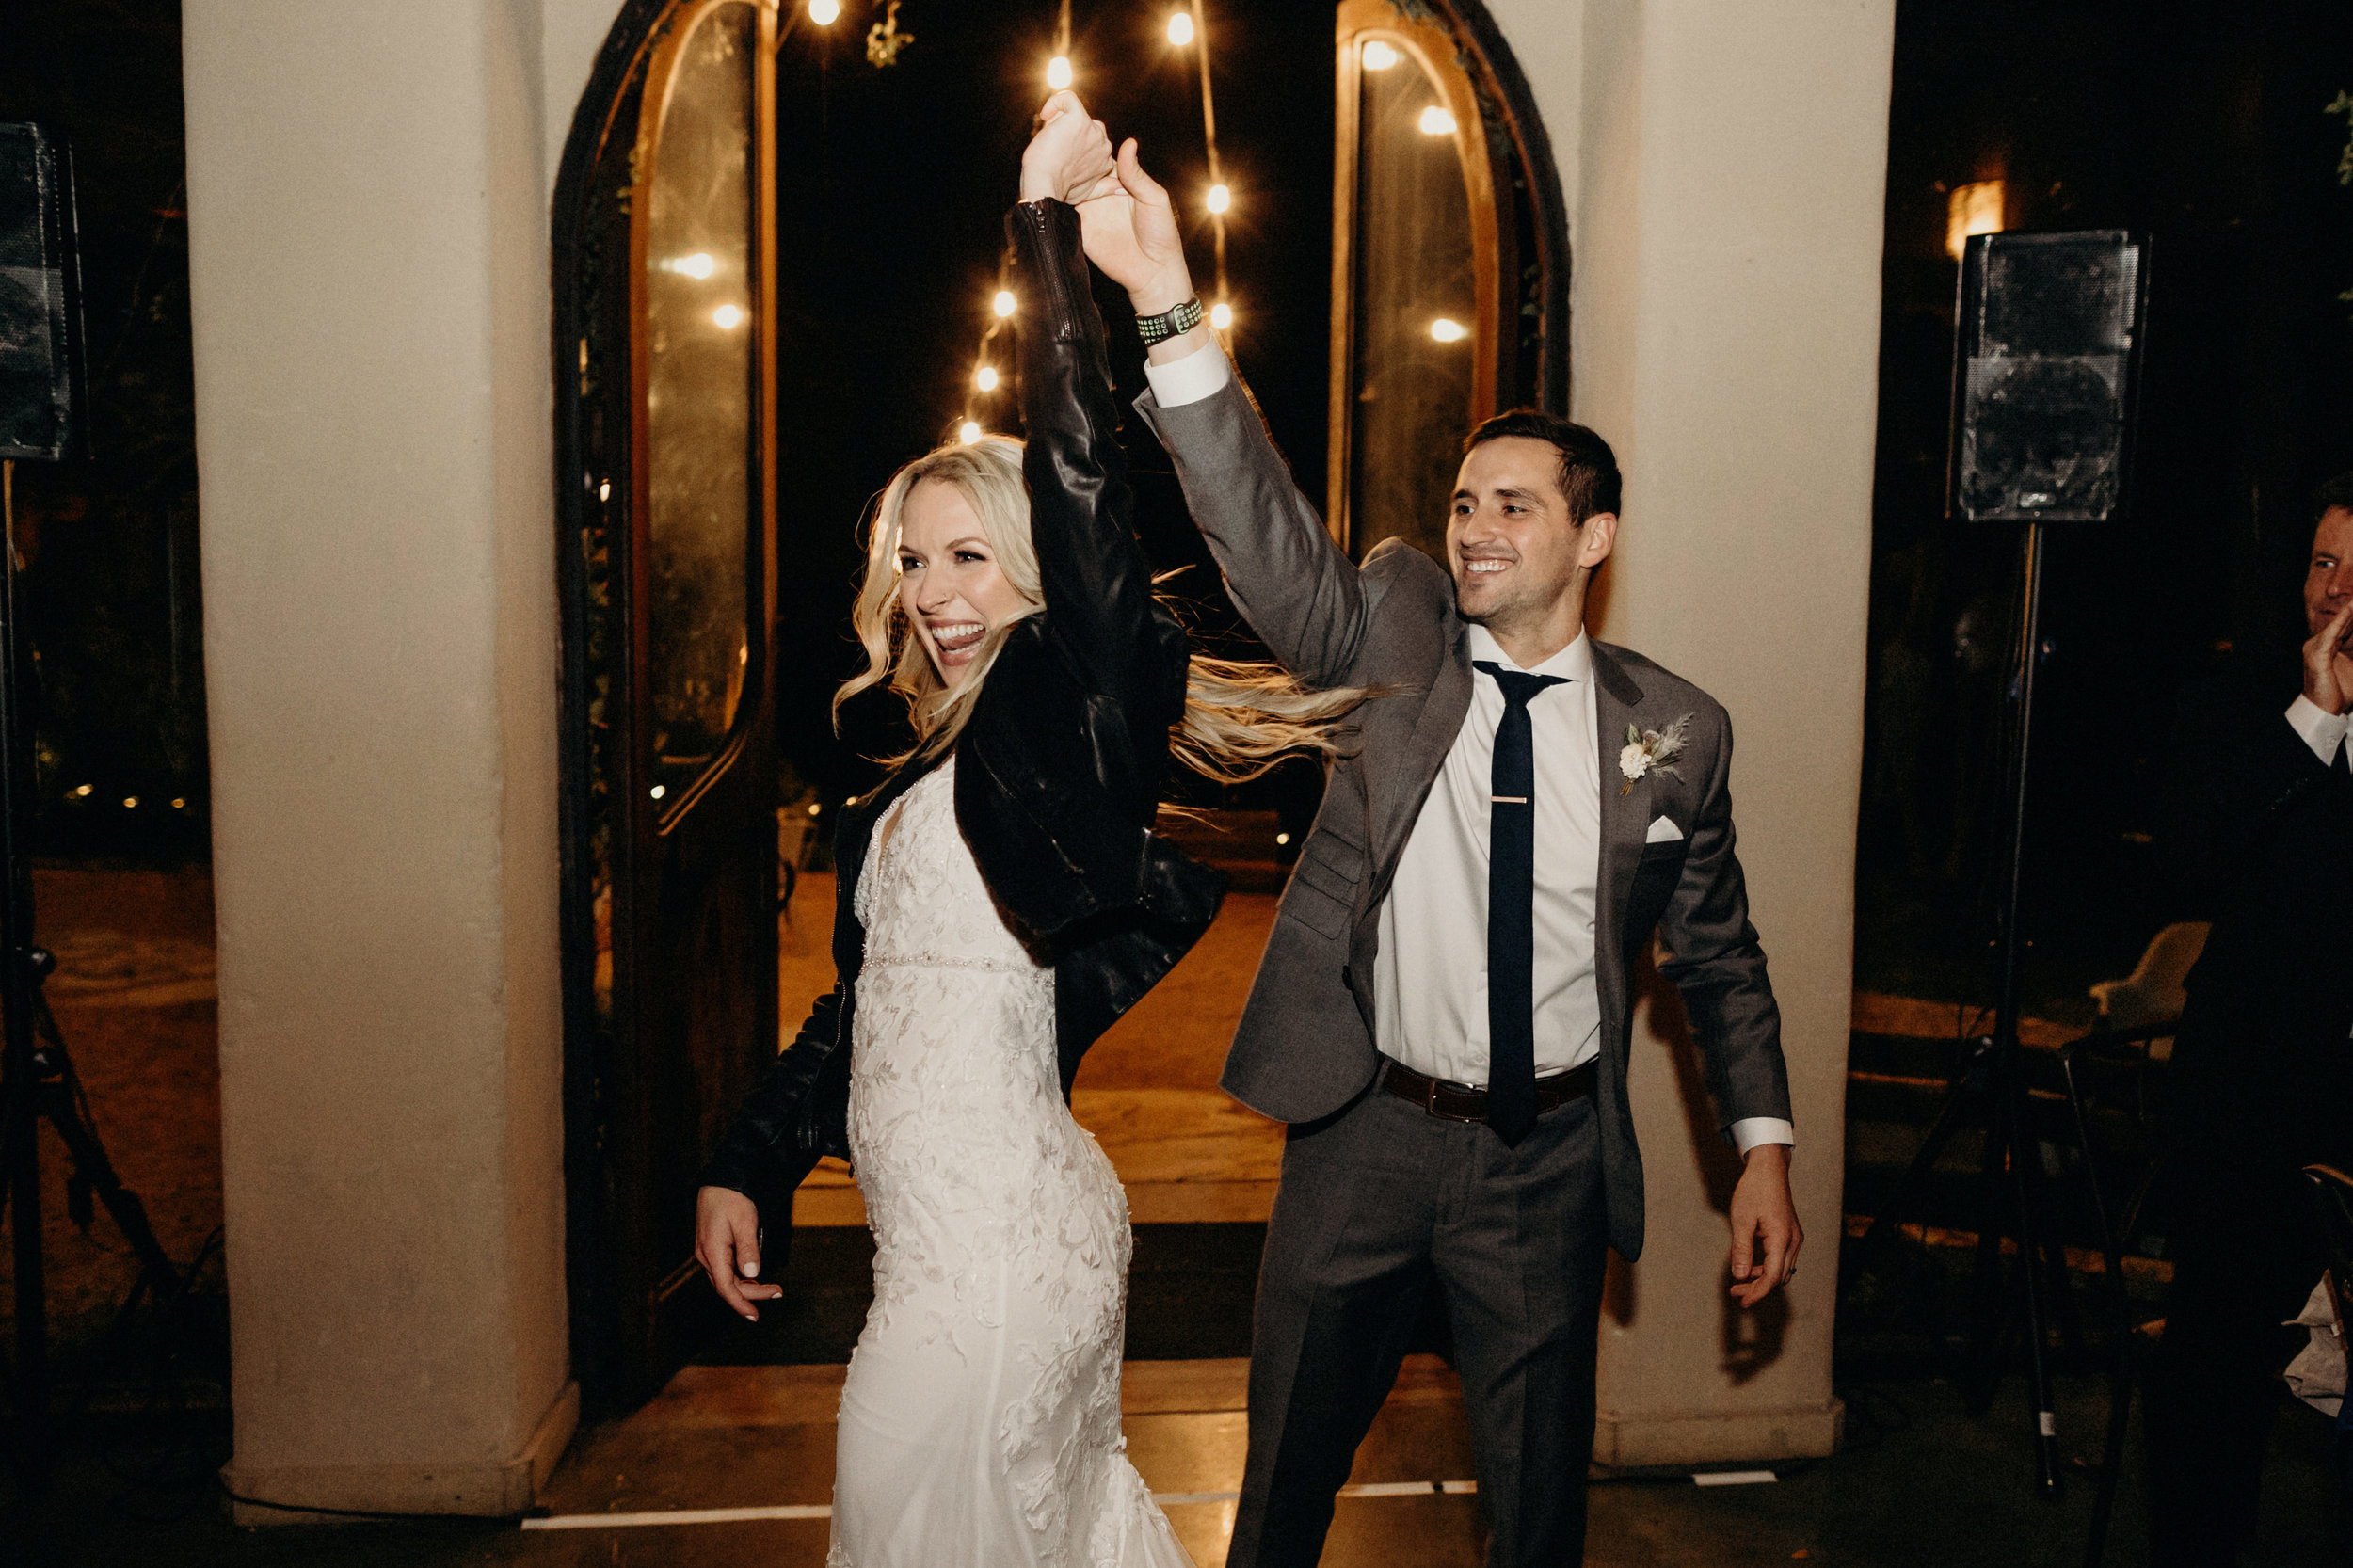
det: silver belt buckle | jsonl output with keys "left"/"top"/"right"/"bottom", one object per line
{"left": 1425, "top": 1073, "right": 1481, "bottom": 1123}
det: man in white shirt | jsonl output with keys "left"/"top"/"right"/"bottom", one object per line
{"left": 1075, "top": 134, "right": 1799, "bottom": 1567}
{"left": 2143, "top": 475, "right": 2353, "bottom": 1568}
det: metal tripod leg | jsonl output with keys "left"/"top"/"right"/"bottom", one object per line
{"left": 2061, "top": 1047, "right": 2138, "bottom": 1566}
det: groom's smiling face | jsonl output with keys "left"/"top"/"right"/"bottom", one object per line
{"left": 1446, "top": 435, "right": 1613, "bottom": 637}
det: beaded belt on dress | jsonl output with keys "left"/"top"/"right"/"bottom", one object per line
{"left": 863, "top": 950, "right": 1036, "bottom": 974}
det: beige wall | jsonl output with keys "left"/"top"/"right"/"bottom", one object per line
{"left": 1488, "top": 0, "right": 1895, "bottom": 1463}
{"left": 184, "top": 0, "right": 622, "bottom": 1519}
{"left": 182, "top": 0, "right": 1886, "bottom": 1512}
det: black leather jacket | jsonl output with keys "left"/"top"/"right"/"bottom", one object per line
{"left": 698, "top": 199, "right": 1226, "bottom": 1222}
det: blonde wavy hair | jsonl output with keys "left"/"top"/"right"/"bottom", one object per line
{"left": 835, "top": 436, "right": 1368, "bottom": 781}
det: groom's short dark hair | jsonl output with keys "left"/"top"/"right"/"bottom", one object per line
{"left": 1464, "top": 409, "right": 1622, "bottom": 525}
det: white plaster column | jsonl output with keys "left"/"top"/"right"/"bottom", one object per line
{"left": 1487, "top": 0, "right": 1896, "bottom": 1464}
{"left": 181, "top": 0, "right": 620, "bottom": 1518}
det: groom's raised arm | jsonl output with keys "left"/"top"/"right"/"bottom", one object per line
{"left": 1138, "top": 360, "right": 1369, "bottom": 689}
{"left": 1078, "top": 139, "right": 1369, "bottom": 689}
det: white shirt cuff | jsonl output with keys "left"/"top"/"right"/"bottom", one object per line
{"left": 1730, "top": 1117, "right": 1795, "bottom": 1156}
{"left": 2285, "top": 695, "right": 2349, "bottom": 767}
{"left": 1141, "top": 335, "right": 1231, "bottom": 408}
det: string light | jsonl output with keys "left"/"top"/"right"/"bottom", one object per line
{"left": 1429, "top": 317, "right": 1466, "bottom": 343}
{"left": 1166, "top": 11, "right": 1193, "bottom": 46}
{"left": 1418, "top": 105, "right": 1458, "bottom": 136}
{"left": 1046, "top": 55, "right": 1073, "bottom": 89}
{"left": 1362, "top": 40, "right": 1400, "bottom": 70}
{"left": 993, "top": 289, "right": 1016, "bottom": 318}
{"left": 958, "top": 420, "right": 983, "bottom": 444}
{"left": 712, "top": 303, "right": 744, "bottom": 328}
{"left": 975, "top": 365, "right": 999, "bottom": 392}
{"left": 808, "top": 0, "right": 839, "bottom": 24}
{"left": 1183, "top": 1, "right": 1233, "bottom": 328}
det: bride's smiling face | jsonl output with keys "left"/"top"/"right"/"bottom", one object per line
{"left": 897, "top": 478, "right": 1030, "bottom": 687}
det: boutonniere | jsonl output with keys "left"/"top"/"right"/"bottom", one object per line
{"left": 1619, "top": 713, "right": 1692, "bottom": 796}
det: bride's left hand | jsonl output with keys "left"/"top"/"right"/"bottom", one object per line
{"left": 1019, "top": 90, "right": 1117, "bottom": 206}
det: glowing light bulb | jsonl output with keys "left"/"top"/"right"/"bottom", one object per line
{"left": 1274, "top": 832, "right": 1290, "bottom": 846}
{"left": 170, "top": 797, "right": 186, "bottom": 809}
{"left": 1362, "top": 40, "right": 1400, "bottom": 70}
{"left": 123, "top": 796, "right": 139, "bottom": 809}
{"left": 975, "top": 365, "right": 999, "bottom": 392}
{"left": 1047, "top": 55, "right": 1073, "bottom": 89}
{"left": 598, "top": 479, "right": 611, "bottom": 502}
{"left": 958, "top": 420, "right": 983, "bottom": 444}
{"left": 1209, "top": 301, "right": 1233, "bottom": 330}
{"left": 679, "top": 252, "right": 715, "bottom": 279}
{"left": 808, "top": 0, "right": 840, "bottom": 24}
{"left": 1207, "top": 184, "right": 1231, "bottom": 215}
{"left": 807, "top": 802, "right": 823, "bottom": 817}
{"left": 73, "top": 783, "right": 92, "bottom": 797}
{"left": 1418, "top": 105, "right": 1458, "bottom": 136}
{"left": 1166, "top": 11, "right": 1193, "bottom": 45}
{"left": 993, "top": 290, "right": 1016, "bottom": 318}
{"left": 1429, "top": 317, "right": 1467, "bottom": 343}
{"left": 650, "top": 784, "right": 666, "bottom": 800}
{"left": 712, "top": 303, "right": 744, "bottom": 328}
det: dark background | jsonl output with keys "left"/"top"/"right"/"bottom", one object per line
{"left": 0, "top": 0, "right": 202, "bottom": 860}
{"left": 1857, "top": 0, "right": 2353, "bottom": 1015}
{"left": 768, "top": 0, "right": 1337, "bottom": 812}
{"left": 5, "top": 0, "right": 2352, "bottom": 1015}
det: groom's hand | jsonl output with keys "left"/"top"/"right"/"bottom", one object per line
{"left": 1019, "top": 89, "right": 1117, "bottom": 207}
{"left": 1078, "top": 138, "right": 1199, "bottom": 328}
{"left": 1726, "top": 1143, "right": 1801, "bottom": 1308}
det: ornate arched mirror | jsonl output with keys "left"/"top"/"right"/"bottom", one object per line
{"left": 1330, "top": 0, "right": 1569, "bottom": 560}
{"left": 553, "top": 0, "right": 777, "bottom": 1412}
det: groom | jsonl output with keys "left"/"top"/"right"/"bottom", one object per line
{"left": 1077, "top": 134, "right": 1801, "bottom": 1567}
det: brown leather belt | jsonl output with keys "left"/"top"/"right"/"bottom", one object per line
{"left": 1380, "top": 1057, "right": 1596, "bottom": 1124}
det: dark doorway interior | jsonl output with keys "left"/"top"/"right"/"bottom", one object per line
{"left": 1859, "top": 0, "right": 2353, "bottom": 1017}
{"left": 765, "top": 0, "right": 1342, "bottom": 803}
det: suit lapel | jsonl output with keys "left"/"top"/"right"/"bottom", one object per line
{"left": 1371, "top": 619, "right": 1474, "bottom": 885}
{"left": 1589, "top": 643, "right": 1650, "bottom": 1041}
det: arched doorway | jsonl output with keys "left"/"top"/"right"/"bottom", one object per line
{"left": 551, "top": 0, "right": 1565, "bottom": 1414}
{"left": 553, "top": 0, "right": 779, "bottom": 1412}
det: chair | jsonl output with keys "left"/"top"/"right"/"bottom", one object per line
{"left": 2304, "top": 1165, "right": 2353, "bottom": 1523}
{"left": 2087, "top": 921, "right": 2210, "bottom": 1051}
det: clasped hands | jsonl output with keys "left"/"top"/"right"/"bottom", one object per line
{"left": 1019, "top": 92, "right": 1201, "bottom": 328}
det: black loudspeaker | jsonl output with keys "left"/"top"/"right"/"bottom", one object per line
{"left": 0, "top": 122, "right": 85, "bottom": 463}
{"left": 1948, "top": 229, "right": 2147, "bottom": 524}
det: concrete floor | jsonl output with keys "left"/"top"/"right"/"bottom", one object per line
{"left": 20, "top": 1356, "right": 2348, "bottom": 1565}
{"left": 10, "top": 858, "right": 2349, "bottom": 1565}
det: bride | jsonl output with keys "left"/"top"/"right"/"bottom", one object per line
{"left": 694, "top": 95, "right": 1357, "bottom": 1567}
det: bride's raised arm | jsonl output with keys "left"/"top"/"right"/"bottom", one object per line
{"left": 1004, "top": 97, "right": 1193, "bottom": 810}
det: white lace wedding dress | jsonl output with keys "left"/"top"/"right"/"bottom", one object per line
{"left": 829, "top": 758, "right": 1193, "bottom": 1568}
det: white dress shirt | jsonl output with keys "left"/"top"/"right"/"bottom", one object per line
{"left": 1376, "top": 627, "right": 1602, "bottom": 1085}
{"left": 1146, "top": 338, "right": 1792, "bottom": 1152}
{"left": 2285, "top": 694, "right": 2349, "bottom": 767}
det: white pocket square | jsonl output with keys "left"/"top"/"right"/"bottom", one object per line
{"left": 1644, "top": 815, "right": 1686, "bottom": 845}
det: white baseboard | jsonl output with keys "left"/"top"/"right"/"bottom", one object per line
{"left": 220, "top": 1379, "right": 581, "bottom": 1526}
{"left": 1593, "top": 1396, "right": 1844, "bottom": 1469}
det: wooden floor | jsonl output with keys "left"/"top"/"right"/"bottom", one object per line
{"left": 781, "top": 870, "right": 1289, "bottom": 1227}
{"left": 530, "top": 1355, "right": 1485, "bottom": 1566}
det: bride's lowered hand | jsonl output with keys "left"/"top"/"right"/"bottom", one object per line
{"left": 696, "top": 1183, "right": 783, "bottom": 1320}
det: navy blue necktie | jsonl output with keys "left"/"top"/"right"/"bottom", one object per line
{"left": 1474, "top": 661, "right": 1569, "bottom": 1145}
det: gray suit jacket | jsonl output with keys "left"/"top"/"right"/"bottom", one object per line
{"left": 1140, "top": 376, "right": 1790, "bottom": 1260}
